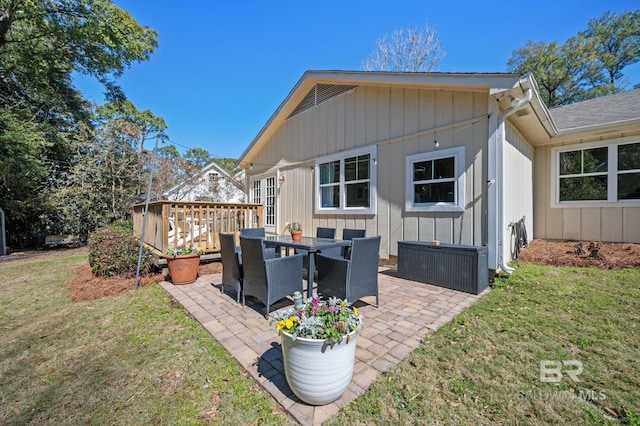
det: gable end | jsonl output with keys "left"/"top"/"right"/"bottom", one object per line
{"left": 287, "top": 83, "right": 357, "bottom": 119}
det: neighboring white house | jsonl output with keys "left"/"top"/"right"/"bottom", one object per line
{"left": 163, "top": 161, "right": 245, "bottom": 202}
{"left": 237, "top": 70, "right": 640, "bottom": 272}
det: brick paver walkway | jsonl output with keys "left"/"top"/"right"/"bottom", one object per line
{"left": 160, "top": 268, "right": 487, "bottom": 425}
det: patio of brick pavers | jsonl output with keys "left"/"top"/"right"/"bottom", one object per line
{"left": 160, "top": 267, "right": 487, "bottom": 426}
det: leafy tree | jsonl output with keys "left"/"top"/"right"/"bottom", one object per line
{"left": 49, "top": 111, "right": 142, "bottom": 242}
{"left": 0, "top": 111, "right": 51, "bottom": 247}
{"left": 507, "top": 40, "right": 585, "bottom": 107}
{"left": 95, "top": 100, "right": 167, "bottom": 196}
{"left": 363, "top": 24, "right": 446, "bottom": 72}
{"left": 96, "top": 100, "right": 168, "bottom": 153}
{"left": 184, "top": 148, "right": 211, "bottom": 168}
{"left": 508, "top": 9, "right": 639, "bottom": 106}
{"left": 580, "top": 10, "right": 640, "bottom": 91}
{"left": 212, "top": 157, "right": 241, "bottom": 175}
{"left": 0, "top": 0, "right": 159, "bottom": 248}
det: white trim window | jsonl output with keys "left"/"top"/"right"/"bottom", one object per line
{"left": 552, "top": 140, "right": 640, "bottom": 206}
{"left": 315, "top": 146, "right": 376, "bottom": 214}
{"left": 405, "top": 146, "right": 465, "bottom": 212}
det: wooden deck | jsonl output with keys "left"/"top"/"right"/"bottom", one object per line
{"left": 132, "top": 201, "right": 263, "bottom": 258}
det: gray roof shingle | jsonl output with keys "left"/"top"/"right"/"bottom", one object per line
{"left": 550, "top": 88, "right": 640, "bottom": 130}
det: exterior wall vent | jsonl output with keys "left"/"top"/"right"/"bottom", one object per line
{"left": 287, "top": 84, "right": 357, "bottom": 119}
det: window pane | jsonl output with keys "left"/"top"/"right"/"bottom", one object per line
{"left": 321, "top": 185, "right": 340, "bottom": 208}
{"left": 433, "top": 157, "right": 455, "bottom": 179}
{"left": 583, "top": 147, "right": 608, "bottom": 173}
{"left": 619, "top": 143, "right": 640, "bottom": 171}
{"left": 344, "top": 156, "right": 356, "bottom": 181}
{"left": 559, "top": 176, "right": 607, "bottom": 201}
{"left": 344, "top": 154, "right": 370, "bottom": 181}
{"left": 413, "top": 182, "right": 455, "bottom": 203}
{"left": 559, "top": 151, "right": 582, "bottom": 175}
{"left": 357, "top": 155, "right": 370, "bottom": 180}
{"left": 618, "top": 172, "right": 640, "bottom": 200}
{"left": 320, "top": 161, "right": 340, "bottom": 184}
{"left": 413, "top": 161, "right": 432, "bottom": 181}
{"left": 346, "top": 182, "right": 369, "bottom": 207}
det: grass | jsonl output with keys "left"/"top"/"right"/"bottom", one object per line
{"left": 2, "top": 254, "right": 639, "bottom": 425}
{"left": 328, "top": 264, "right": 640, "bottom": 425}
{"left": 0, "top": 254, "right": 294, "bottom": 425}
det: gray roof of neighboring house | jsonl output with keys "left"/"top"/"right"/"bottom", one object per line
{"left": 550, "top": 88, "right": 640, "bottom": 130}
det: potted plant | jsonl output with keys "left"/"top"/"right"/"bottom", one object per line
{"left": 164, "top": 245, "right": 204, "bottom": 285}
{"left": 286, "top": 222, "right": 303, "bottom": 240}
{"left": 273, "top": 296, "right": 362, "bottom": 405}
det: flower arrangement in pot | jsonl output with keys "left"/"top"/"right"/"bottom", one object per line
{"left": 164, "top": 245, "right": 204, "bottom": 285}
{"left": 286, "top": 222, "right": 302, "bottom": 240}
{"left": 273, "top": 296, "right": 362, "bottom": 405}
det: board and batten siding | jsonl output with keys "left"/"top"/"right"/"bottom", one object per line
{"left": 533, "top": 139, "right": 640, "bottom": 243}
{"left": 503, "top": 123, "right": 534, "bottom": 254}
{"left": 247, "top": 85, "right": 491, "bottom": 258}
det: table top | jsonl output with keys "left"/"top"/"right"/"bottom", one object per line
{"left": 263, "top": 235, "right": 350, "bottom": 251}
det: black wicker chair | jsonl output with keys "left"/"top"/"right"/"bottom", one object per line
{"left": 219, "top": 233, "right": 243, "bottom": 303}
{"left": 316, "top": 227, "right": 336, "bottom": 239}
{"left": 316, "top": 236, "right": 381, "bottom": 306}
{"left": 341, "top": 228, "right": 366, "bottom": 258}
{"left": 240, "top": 227, "right": 278, "bottom": 258}
{"left": 240, "top": 227, "right": 265, "bottom": 238}
{"left": 240, "top": 236, "right": 303, "bottom": 317}
{"left": 297, "top": 227, "right": 337, "bottom": 270}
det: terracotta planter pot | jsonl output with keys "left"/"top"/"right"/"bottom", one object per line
{"left": 290, "top": 230, "right": 302, "bottom": 241}
{"left": 166, "top": 254, "right": 200, "bottom": 285}
{"left": 281, "top": 331, "right": 357, "bottom": 405}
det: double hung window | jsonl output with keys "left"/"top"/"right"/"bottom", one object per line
{"left": 315, "top": 147, "right": 376, "bottom": 214}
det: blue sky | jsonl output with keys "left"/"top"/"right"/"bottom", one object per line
{"left": 76, "top": 1, "right": 640, "bottom": 160}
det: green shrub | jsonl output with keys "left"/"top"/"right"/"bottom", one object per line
{"left": 111, "top": 220, "right": 134, "bottom": 231}
{"left": 88, "top": 224, "right": 154, "bottom": 277}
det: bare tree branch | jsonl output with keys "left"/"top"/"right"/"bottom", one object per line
{"left": 363, "top": 24, "right": 446, "bottom": 72}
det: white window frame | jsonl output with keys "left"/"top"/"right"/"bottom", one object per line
{"left": 314, "top": 146, "right": 377, "bottom": 215}
{"left": 405, "top": 146, "right": 465, "bottom": 212}
{"left": 550, "top": 137, "right": 640, "bottom": 208}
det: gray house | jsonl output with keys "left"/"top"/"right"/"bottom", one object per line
{"left": 237, "top": 71, "right": 640, "bottom": 273}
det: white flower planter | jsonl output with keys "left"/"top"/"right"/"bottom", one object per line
{"left": 281, "top": 331, "right": 357, "bottom": 405}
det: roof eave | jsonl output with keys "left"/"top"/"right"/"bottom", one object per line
{"left": 539, "top": 118, "right": 640, "bottom": 146}
{"left": 237, "top": 71, "right": 525, "bottom": 166}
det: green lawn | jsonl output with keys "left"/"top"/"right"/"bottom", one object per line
{"left": 329, "top": 264, "right": 640, "bottom": 425}
{"left": 1, "top": 254, "right": 638, "bottom": 425}
{"left": 0, "top": 254, "right": 295, "bottom": 425}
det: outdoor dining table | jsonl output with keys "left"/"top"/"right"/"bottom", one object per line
{"left": 263, "top": 235, "right": 351, "bottom": 298}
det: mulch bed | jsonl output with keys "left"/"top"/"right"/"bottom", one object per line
{"left": 518, "top": 239, "right": 640, "bottom": 269}
{"left": 70, "top": 260, "right": 223, "bottom": 302}
{"left": 70, "top": 265, "right": 165, "bottom": 301}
